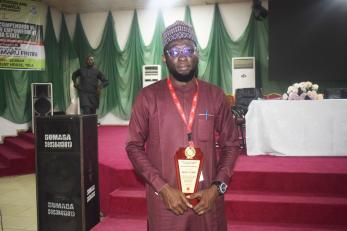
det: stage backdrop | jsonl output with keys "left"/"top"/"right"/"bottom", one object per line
{"left": 1, "top": 1, "right": 347, "bottom": 125}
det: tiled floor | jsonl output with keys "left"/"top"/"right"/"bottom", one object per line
{"left": 0, "top": 174, "right": 37, "bottom": 231}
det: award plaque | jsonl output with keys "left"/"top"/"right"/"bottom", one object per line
{"left": 174, "top": 147, "right": 204, "bottom": 206}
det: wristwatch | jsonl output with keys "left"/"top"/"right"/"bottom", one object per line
{"left": 212, "top": 181, "right": 228, "bottom": 195}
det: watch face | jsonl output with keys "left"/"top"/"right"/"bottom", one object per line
{"left": 220, "top": 182, "right": 227, "bottom": 194}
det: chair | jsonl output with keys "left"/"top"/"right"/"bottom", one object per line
{"left": 341, "top": 89, "right": 347, "bottom": 99}
{"left": 324, "top": 88, "right": 347, "bottom": 99}
{"left": 264, "top": 92, "right": 282, "bottom": 100}
{"left": 324, "top": 88, "right": 343, "bottom": 99}
{"left": 225, "top": 94, "right": 235, "bottom": 107}
{"left": 231, "top": 88, "right": 263, "bottom": 149}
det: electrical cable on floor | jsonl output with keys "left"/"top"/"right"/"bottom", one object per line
{"left": 0, "top": 208, "right": 3, "bottom": 231}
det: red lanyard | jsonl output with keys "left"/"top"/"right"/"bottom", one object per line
{"left": 167, "top": 77, "right": 199, "bottom": 147}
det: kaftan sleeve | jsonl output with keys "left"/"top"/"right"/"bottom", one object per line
{"left": 126, "top": 90, "right": 167, "bottom": 193}
{"left": 97, "top": 70, "right": 109, "bottom": 88}
{"left": 213, "top": 92, "right": 240, "bottom": 185}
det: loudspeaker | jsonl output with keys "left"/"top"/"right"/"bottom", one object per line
{"left": 32, "top": 83, "right": 53, "bottom": 133}
{"left": 35, "top": 115, "right": 100, "bottom": 231}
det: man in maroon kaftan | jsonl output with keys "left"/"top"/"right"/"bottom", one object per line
{"left": 126, "top": 21, "right": 240, "bottom": 231}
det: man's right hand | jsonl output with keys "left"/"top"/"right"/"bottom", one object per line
{"left": 159, "top": 184, "right": 192, "bottom": 215}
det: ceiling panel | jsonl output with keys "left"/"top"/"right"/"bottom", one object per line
{"left": 42, "top": 0, "right": 248, "bottom": 14}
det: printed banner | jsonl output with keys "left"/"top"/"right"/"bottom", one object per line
{"left": 0, "top": 0, "right": 45, "bottom": 70}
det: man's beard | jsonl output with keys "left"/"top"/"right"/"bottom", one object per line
{"left": 169, "top": 67, "right": 197, "bottom": 83}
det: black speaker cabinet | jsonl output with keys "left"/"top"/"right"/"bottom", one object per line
{"left": 32, "top": 83, "right": 53, "bottom": 133}
{"left": 35, "top": 115, "right": 100, "bottom": 231}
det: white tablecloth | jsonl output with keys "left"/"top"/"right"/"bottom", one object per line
{"left": 245, "top": 99, "right": 347, "bottom": 156}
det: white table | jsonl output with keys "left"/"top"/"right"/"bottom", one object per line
{"left": 245, "top": 99, "right": 347, "bottom": 156}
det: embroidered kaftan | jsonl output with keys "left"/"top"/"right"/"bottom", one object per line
{"left": 126, "top": 78, "right": 239, "bottom": 231}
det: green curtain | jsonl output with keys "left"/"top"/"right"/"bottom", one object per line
{"left": 90, "top": 12, "right": 122, "bottom": 117}
{"left": 144, "top": 11, "right": 169, "bottom": 78}
{"left": 0, "top": 70, "right": 43, "bottom": 123}
{"left": 112, "top": 10, "right": 144, "bottom": 118}
{"left": 57, "top": 13, "right": 80, "bottom": 111}
{"left": 73, "top": 14, "right": 94, "bottom": 67}
{"left": 73, "top": 12, "right": 122, "bottom": 117}
{"left": 0, "top": 72, "right": 6, "bottom": 115}
{"left": 2, "top": 4, "right": 347, "bottom": 123}
{"left": 44, "top": 7, "right": 61, "bottom": 111}
{"left": 197, "top": 5, "right": 256, "bottom": 92}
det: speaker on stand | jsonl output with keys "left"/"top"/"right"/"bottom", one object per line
{"left": 32, "top": 83, "right": 53, "bottom": 133}
{"left": 35, "top": 115, "right": 100, "bottom": 231}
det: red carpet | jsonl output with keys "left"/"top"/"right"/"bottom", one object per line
{"left": 2, "top": 126, "right": 346, "bottom": 230}
{"left": 0, "top": 132, "right": 35, "bottom": 176}
{"left": 94, "top": 126, "right": 347, "bottom": 231}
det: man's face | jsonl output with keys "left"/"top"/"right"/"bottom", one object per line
{"left": 163, "top": 39, "right": 198, "bottom": 82}
{"left": 85, "top": 56, "right": 94, "bottom": 67}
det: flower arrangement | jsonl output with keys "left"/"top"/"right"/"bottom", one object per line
{"left": 282, "top": 81, "right": 323, "bottom": 100}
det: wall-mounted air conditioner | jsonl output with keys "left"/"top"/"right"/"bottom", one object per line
{"left": 142, "top": 65, "right": 161, "bottom": 88}
{"left": 231, "top": 57, "right": 255, "bottom": 94}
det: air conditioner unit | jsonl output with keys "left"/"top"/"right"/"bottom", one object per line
{"left": 142, "top": 65, "right": 161, "bottom": 88}
{"left": 232, "top": 57, "right": 255, "bottom": 94}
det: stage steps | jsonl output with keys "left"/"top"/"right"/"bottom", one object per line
{"left": 103, "top": 187, "right": 347, "bottom": 227}
{"left": 94, "top": 217, "right": 347, "bottom": 231}
{"left": 92, "top": 126, "right": 347, "bottom": 231}
{"left": 94, "top": 155, "right": 347, "bottom": 231}
{"left": 0, "top": 132, "right": 35, "bottom": 177}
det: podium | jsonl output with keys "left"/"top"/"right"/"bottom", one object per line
{"left": 35, "top": 115, "right": 100, "bottom": 231}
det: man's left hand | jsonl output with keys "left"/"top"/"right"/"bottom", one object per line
{"left": 187, "top": 185, "right": 219, "bottom": 215}
{"left": 96, "top": 86, "right": 102, "bottom": 96}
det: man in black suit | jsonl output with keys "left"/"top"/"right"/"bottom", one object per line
{"left": 72, "top": 55, "right": 109, "bottom": 115}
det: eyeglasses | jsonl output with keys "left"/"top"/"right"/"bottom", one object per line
{"left": 166, "top": 46, "right": 196, "bottom": 58}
